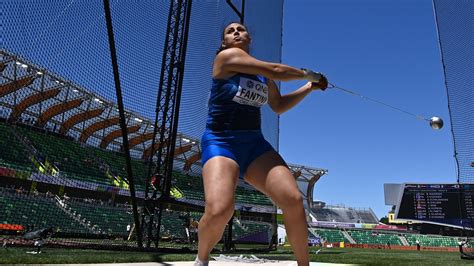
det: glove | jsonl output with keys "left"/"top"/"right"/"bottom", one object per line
{"left": 302, "top": 68, "right": 328, "bottom": 90}
{"left": 311, "top": 75, "right": 328, "bottom": 90}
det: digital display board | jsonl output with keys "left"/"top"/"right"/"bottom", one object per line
{"left": 395, "top": 184, "right": 474, "bottom": 228}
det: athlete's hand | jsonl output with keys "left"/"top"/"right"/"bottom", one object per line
{"left": 302, "top": 68, "right": 328, "bottom": 90}
{"left": 310, "top": 75, "right": 328, "bottom": 91}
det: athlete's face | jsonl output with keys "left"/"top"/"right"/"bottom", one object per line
{"left": 222, "top": 23, "right": 251, "bottom": 52}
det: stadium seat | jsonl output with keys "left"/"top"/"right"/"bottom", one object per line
{"left": 405, "top": 234, "right": 458, "bottom": 247}
{"left": 348, "top": 230, "right": 402, "bottom": 245}
{"left": 312, "top": 228, "right": 348, "bottom": 243}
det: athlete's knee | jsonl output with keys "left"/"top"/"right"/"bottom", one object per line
{"left": 278, "top": 192, "right": 303, "bottom": 210}
{"left": 204, "top": 202, "right": 235, "bottom": 224}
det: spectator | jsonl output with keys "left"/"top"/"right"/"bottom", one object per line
{"left": 189, "top": 218, "right": 199, "bottom": 244}
{"left": 459, "top": 240, "right": 466, "bottom": 253}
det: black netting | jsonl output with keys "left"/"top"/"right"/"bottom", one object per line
{"left": 178, "top": 0, "right": 282, "bottom": 150}
{"left": 433, "top": 0, "right": 474, "bottom": 254}
{"left": 433, "top": 0, "right": 474, "bottom": 184}
{"left": 1, "top": 0, "right": 283, "bottom": 250}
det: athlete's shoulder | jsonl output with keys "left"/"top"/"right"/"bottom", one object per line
{"left": 216, "top": 47, "right": 248, "bottom": 61}
{"left": 220, "top": 47, "right": 248, "bottom": 55}
{"left": 214, "top": 48, "right": 250, "bottom": 78}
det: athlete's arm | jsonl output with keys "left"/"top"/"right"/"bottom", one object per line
{"left": 268, "top": 80, "right": 324, "bottom": 115}
{"left": 213, "top": 48, "right": 306, "bottom": 81}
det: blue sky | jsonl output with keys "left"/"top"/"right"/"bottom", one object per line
{"left": 279, "top": 0, "right": 455, "bottom": 218}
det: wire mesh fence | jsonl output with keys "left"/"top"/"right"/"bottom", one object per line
{"left": 433, "top": 0, "right": 474, "bottom": 184}
{"left": 1, "top": 0, "right": 283, "bottom": 251}
{"left": 433, "top": 0, "right": 474, "bottom": 258}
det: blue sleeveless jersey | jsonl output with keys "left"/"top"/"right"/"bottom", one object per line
{"left": 206, "top": 73, "right": 268, "bottom": 131}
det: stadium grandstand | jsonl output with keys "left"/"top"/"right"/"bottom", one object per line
{"left": 286, "top": 197, "right": 466, "bottom": 250}
{"left": 309, "top": 202, "right": 379, "bottom": 224}
{"left": 304, "top": 204, "right": 464, "bottom": 250}
{"left": 307, "top": 225, "right": 463, "bottom": 249}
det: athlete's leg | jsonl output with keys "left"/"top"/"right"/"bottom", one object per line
{"left": 244, "top": 151, "right": 309, "bottom": 266}
{"left": 197, "top": 156, "right": 239, "bottom": 261}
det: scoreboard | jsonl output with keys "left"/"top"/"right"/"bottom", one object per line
{"left": 394, "top": 184, "right": 474, "bottom": 228}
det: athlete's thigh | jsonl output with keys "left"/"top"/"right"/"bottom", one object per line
{"left": 244, "top": 151, "right": 300, "bottom": 205}
{"left": 202, "top": 156, "right": 240, "bottom": 210}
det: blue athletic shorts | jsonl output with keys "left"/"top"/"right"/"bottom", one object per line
{"left": 201, "top": 130, "right": 275, "bottom": 177}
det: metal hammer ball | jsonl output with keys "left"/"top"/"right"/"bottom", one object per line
{"left": 430, "top": 116, "right": 443, "bottom": 130}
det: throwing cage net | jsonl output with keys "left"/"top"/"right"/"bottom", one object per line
{"left": 0, "top": 0, "right": 290, "bottom": 251}
{"left": 432, "top": 0, "right": 474, "bottom": 258}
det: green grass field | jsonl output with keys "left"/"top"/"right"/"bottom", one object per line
{"left": 0, "top": 246, "right": 471, "bottom": 265}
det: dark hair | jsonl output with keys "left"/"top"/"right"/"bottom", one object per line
{"left": 216, "top": 22, "right": 249, "bottom": 55}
